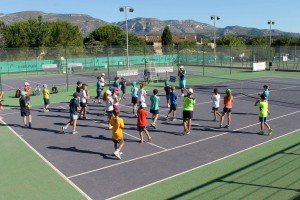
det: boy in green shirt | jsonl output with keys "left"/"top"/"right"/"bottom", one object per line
{"left": 150, "top": 89, "right": 160, "bottom": 128}
{"left": 182, "top": 88, "right": 196, "bottom": 135}
{"left": 255, "top": 94, "right": 272, "bottom": 136}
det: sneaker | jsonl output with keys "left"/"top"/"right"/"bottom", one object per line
{"left": 182, "top": 130, "right": 186, "bottom": 135}
{"left": 167, "top": 104, "right": 170, "bottom": 108}
{"left": 186, "top": 130, "right": 191, "bottom": 135}
{"left": 257, "top": 131, "right": 265, "bottom": 135}
{"left": 28, "top": 122, "right": 32, "bottom": 129}
{"left": 62, "top": 126, "right": 66, "bottom": 134}
{"left": 72, "top": 130, "right": 78, "bottom": 135}
{"left": 268, "top": 129, "right": 273, "bottom": 136}
{"left": 108, "top": 125, "right": 113, "bottom": 129}
{"left": 165, "top": 116, "right": 169, "bottom": 120}
{"left": 119, "top": 152, "right": 123, "bottom": 156}
{"left": 43, "top": 108, "right": 46, "bottom": 112}
{"left": 219, "top": 124, "right": 222, "bottom": 128}
{"left": 45, "top": 109, "right": 49, "bottom": 112}
{"left": 172, "top": 118, "right": 176, "bottom": 121}
{"left": 114, "top": 150, "right": 121, "bottom": 159}
{"left": 148, "top": 137, "right": 152, "bottom": 143}
{"left": 224, "top": 125, "right": 230, "bottom": 129}
{"left": 181, "top": 94, "right": 184, "bottom": 97}
{"left": 151, "top": 123, "right": 156, "bottom": 128}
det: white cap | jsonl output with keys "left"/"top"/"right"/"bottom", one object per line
{"left": 43, "top": 84, "right": 47, "bottom": 88}
{"left": 141, "top": 102, "right": 147, "bottom": 108}
{"left": 180, "top": 66, "right": 184, "bottom": 69}
{"left": 188, "top": 88, "right": 193, "bottom": 94}
{"left": 101, "top": 73, "right": 105, "bottom": 76}
{"left": 24, "top": 82, "right": 30, "bottom": 86}
{"left": 106, "top": 90, "right": 112, "bottom": 95}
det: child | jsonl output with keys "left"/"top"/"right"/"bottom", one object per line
{"left": 103, "top": 90, "right": 114, "bottom": 129}
{"left": 211, "top": 88, "right": 221, "bottom": 121}
{"left": 19, "top": 91, "right": 32, "bottom": 128}
{"left": 220, "top": 89, "right": 234, "bottom": 129}
{"left": 178, "top": 66, "right": 187, "bottom": 96}
{"left": 76, "top": 81, "right": 82, "bottom": 93}
{"left": 24, "top": 82, "right": 31, "bottom": 103}
{"left": 182, "top": 88, "right": 196, "bottom": 135}
{"left": 137, "top": 102, "right": 152, "bottom": 143}
{"left": 120, "top": 77, "right": 127, "bottom": 100}
{"left": 255, "top": 94, "right": 272, "bottom": 136}
{"left": 258, "top": 85, "right": 269, "bottom": 100}
{"left": 150, "top": 89, "right": 160, "bottom": 128}
{"left": 113, "top": 76, "right": 121, "bottom": 90}
{"left": 165, "top": 86, "right": 177, "bottom": 121}
{"left": 137, "top": 83, "right": 147, "bottom": 106}
{"left": 164, "top": 81, "right": 171, "bottom": 107}
{"left": 112, "top": 87, "right": 120, "bottom": 110}
{"left": 79, "top": 83, "right": 89, "bottom": 119}
{"left": 131, "top": 81, "right": 138, "bottom": 116}
{"left": 99, "top": 73, "right": 106, "bottom": 98}
{"left": 110, "top": 109, "right": 125, "bottom": 159}
{"left": 94, "top": 76, "right": 102, "bottom": 104}
{"left": 62, "top": 92, "right": 81, "bottom": 134}
{"left": 42, "top": 84, "right": 50, "bottom": 112}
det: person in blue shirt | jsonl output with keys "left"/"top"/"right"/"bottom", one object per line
{"left": 259, "top": 85, "right": 269, "bottom": 100}
{"left": 165, "top": 86, "right": 177, "bottom": 121}
{"left": 131, "top": 81, "right": 138, "bottom": 116}
{"left": 62, "top": 92, "right": 80, "bottom": 134}
{"left": 120, "top": 77, "right": 127, "bottom": 100}
{"left": 178, "top": 66, "right": 186, "bottom": 96}
{"left": 113, "top": 76, "right": 121, "bottom": 96}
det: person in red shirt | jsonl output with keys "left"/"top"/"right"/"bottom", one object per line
{"left": 220, "top": 89, "right": 234, "bottom": 129}
{"left": 137, "top": 102, "right": 152, "bottom": 143}
{"left": 24, "top": 82, "right": 31, "bottom": 103}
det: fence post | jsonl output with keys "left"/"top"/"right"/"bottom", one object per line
{"left": 202, "top": 45, "right": 205, "bottom": 76}
{"left": 230, "top": 46, "right": 232, "bottom": 75}
{"left": 65, "top": 46, "right": 69, "bottom": 92}
{"left": 106, "top": 46, "right": 110, "bottom": 84}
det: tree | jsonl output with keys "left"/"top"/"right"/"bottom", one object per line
{"left": 87, "top": 24, "right": 123, "bottom": 47}
{"left": 216, "top": 36, "right": 245, "bottom": 47}
{"left": 246, "top": 36, "right": 268, "bottom": 45}
{"left": 161, "top": 26, "right": 173, "bottom": 46}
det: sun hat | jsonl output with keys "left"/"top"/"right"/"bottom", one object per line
{"left": 113, "top": 87, "right": 119, "bottom": 91}
{"left": 226, "top": 89, "right": 232, "bottom": 94}
{"left": 73, "top": 92, "right": 79, "bottom": 98}
{"left": 188, "top": 88, "right": 193, "bottom": 94}
{"left": 21, "top": 91, "right": 27, "bottom": 96}
{"left": 106, "top": 90, "right": 112, "bottom": 95}
{"left": 179, "top": 66, "right": 184, "bottom": 69}
{"left": 141, "top": 102, "right": 147, "bottom": 108}
{"left": 43, "top": 84, "right": 47, "bottom": 88}
{"left": 24, "top": 82, "right": 30, "bottom": 86}
{"left": 101, "top": 73, "right": 105, "bottom": 76}
{"left": 131, "top": 81, "right": 137, "bottom": 86}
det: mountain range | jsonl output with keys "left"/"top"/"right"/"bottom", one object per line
{"left": 1, "top": 11, "right": 299, "bottom": 38}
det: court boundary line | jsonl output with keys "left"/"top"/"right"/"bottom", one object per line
{"left": 67, "top": 110, "right": 300, "bottom": 179}
{"left": 108, "top": 128, "right": 300, "bottom": 199}
{"left": 0, "top": 119, "right": 92, "bottom": 200}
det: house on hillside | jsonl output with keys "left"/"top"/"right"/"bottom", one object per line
{"left": 142, "top": 35, "right": 200, "bottom": 54}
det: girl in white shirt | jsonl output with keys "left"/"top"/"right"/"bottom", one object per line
{"left": 211, "top": 88, "right": 221, "bottom": 121}
{"left": 137, "top": 83, "right": 147, "bottom": 106}
{"left": 103, "top": 90, "right": 114, "bottom": 129}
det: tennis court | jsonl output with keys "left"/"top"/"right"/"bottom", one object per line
{"left": 0, "top": 71, "right": 300, "bottom": 199}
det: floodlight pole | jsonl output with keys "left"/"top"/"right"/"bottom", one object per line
{"left": 268, "top": 20, "right": 275, "bottom": 46}
{"left": 120, "top": 6, "right": 134, "bottom": 70}
{"left": 211, "top": 15, "right": 220, "bottom": 64}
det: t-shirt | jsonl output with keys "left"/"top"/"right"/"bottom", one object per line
{"left": 137, "top": 109, "right": 148, "bottom": 127}
{"left": 138, "top": 89, "right": 146, "bottom": 103}
{"left": 105, "top": 96, "right": 114, "bottom": 111}
{"left": 19, "top": 97, "right": 29, "bottom": 112}
{"left": 224, "top": 96, "right": 234, "bottom": 108}
{"left": 80, "top": 90, "right": 87, "bottom": 103}
{"left": 211, "top": 94, "right": 220, "bottom": 108}
{"left": 262, "top": 90, "right": 270, "bottom": 100}
{"left": 179, "top": 70, "right": 186, "bottom": 81}
{"left": 257, "top": 100, "right": 268, "bottom": 117}
{"left": 111, "top": 117, "right": 124, "bottom": 140}
{"left": 131, "top": 87, "right": 138, "bottom": 97}
{"left": 113, "top": 81, "right": 120, "bottom": 88}
{"left": 24, "top": 86, "right": 30, "bottom": 97}
{"left": 170, "top": 92, "right": 177, "bottom": 105}
{"left": 100, "top": 77, "right": 105, "bottom": 87}
{"left": 120, "top": 81, "right": 126, "bottom": 90}
{"left": 183, "top": 96, "right": 196, "bottom": 111}
{"left": 96, "top": 81, "right": 101, "bottom": 91}
{"left": 43, "top": 88, "right": 49, "bottom": 99}
{"left": 150, "top": 95, "right": 160, "bottom": 110}
{"left": 76, "top": 86, "right": 81, "bottom": 93}
{"left": 164, "top": 85, "right": 171, "bottom": 95}
{"left": 69, "top": 98, "right": 79, "bottom": 115}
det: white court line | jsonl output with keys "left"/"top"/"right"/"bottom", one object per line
{"left": 67, "top": 110, "right": 300, "bottom": 179}
{"left": 109, "top": 127, "right": 300, "bottom": 199}
{"left": 0, "top": 119, "right": 92, "bottom": 200}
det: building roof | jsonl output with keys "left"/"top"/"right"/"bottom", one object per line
{"left": 142, "top": 35, "right": 197, "bottom": 43}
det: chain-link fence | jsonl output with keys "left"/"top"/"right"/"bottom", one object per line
{"left": 0, "top": 45, "right": 299, "bottom": 91}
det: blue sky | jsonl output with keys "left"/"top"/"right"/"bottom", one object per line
{"left": 1, "top": 0, "right": 300, "bottom": 33}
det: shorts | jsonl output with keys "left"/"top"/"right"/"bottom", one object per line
{"left": 179, "top": 80, "right": 186, "bottom": 88}
{"left": 166, "top": 94, "right": 170, "bottom": 101}
{"left": 170, "top": 103, "right": 177, "bottom": 111}
{"left": 259, "top": 117, "right": 267, "bottom": 122}
{"left": 44, "top": 98, "right": 50, "bottom": 105}
{"left": 106, "top": 110, "right": 113, "bottom": 117}
{"left": 70, "top": 113, "right": 78, "bottom": 120}
{"left": 80, "top": 102, "right": 87, "bottom": 107}
{"left": 183, "top": 110, "right": 193, "bottom": 119}
{"left": 21, "top": 109, "right": 30, "bottom": 117}
{"left": 212, "top": 107, "right": 219, "bottom": 111}
{"left": 113, "top": 138, "right": 124, "bottom": 144}
{"left": 25, "top": 96, "right": 30, "bottom": 102}
{"left": 137, "top": 126, "right": 147, "bottom": 132}
{"left": 121, "top": 89, "right": 126, "bottom": 94}
{"left": 150, "top": 109, "right": 159, "bottom": 114}
{"left": 132, "top": 97, "right": 138, "bottom": 104}
{"left": 223, "top": 107, "right": 232, "bottom": 113}
{"left": 96, "top": 91, "right": 101, "bottom": 98}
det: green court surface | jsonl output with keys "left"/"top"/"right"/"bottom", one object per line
{"left": 0, "top": 122, "right": 87, "bottom": 200}
{"left": 113, "top": 130, "right": 300, "bottom": 200}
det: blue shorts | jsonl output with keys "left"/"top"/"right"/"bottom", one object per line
{"left": 259, "top": 117, "right": 267, "bottom": 122}
{"left": 96, "top": 91, "right": 101, "bottom": 98}
{"left": 179, "top": 80, "right": 186, "bottom": 88}
{"left": 166, "top": 94, "right": 170, "bottom": 101}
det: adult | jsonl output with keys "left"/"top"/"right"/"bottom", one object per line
{"left": 178, "top": 66, "right": 187, "bottom": 96}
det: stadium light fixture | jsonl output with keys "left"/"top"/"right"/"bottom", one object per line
{"left": 210, "top": 15, "right": 220, "bottom": 64}
{"left": 267, "top": 20, "right": 275, "bottom": 46}
{"left": 120, "top": 6, "right": 134, "bottom": 70}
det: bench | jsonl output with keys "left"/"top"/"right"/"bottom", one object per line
{"left": 42, "top": 64, "right": 58, "bottom": 72}
{"left": 68, "top": 63, "right": 84, "bottom": 73}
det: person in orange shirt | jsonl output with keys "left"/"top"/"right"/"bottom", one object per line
{"left": 110, "top": 109, "right": 125, "bottom": 159}
{"left": 137, "top": 102, "right": 152, "bottom": 143}
{"left": 220, "top": 89, "right": 234, "bottom": 129}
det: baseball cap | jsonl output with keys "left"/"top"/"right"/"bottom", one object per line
{"left": 82, "top": 83, "right": 88, "bottom": 87}
{"left": 21, "top": 91, "right": 27, "bottom": 96}
{"left": 24, "top": 82, "right": 30, "bottom": 86}
{"left": 43, "top": 84, "right": 47, "bottom": 88}
{"left": 226, "top": 89, "right": 232, "bottom": 94}
{"left": 131, "top": 81, "right": 137, "bottom": 86}
{"left": 165, "top": 81, "right": 169, "bottom": 85}
{"left": 106, "top": 90, "right": 112, "bottom": 95}
{"left": 179, "top": 66, "right": 184, "bottom": 69}
{"left": 73, "top": 92, "right": 79, "bottom": 98}
{"left": 77, "top": 81, "right": 82, "bottom": 85}
{"left": 141, "top": 102, "right": 147, "bottom": 108}
{"left": 188, "top": 88, "right": 193, "bottom": 94}
{"left": 113, "top": 87, "right": 119, "bottom": 91}
{"left": 101, "top": 73, "right": 105, "bottom": 76}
